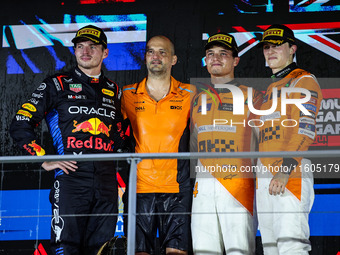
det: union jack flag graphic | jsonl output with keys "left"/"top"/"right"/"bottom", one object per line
{"left": 203, "top": 22, "right": 340, "bottom": 61}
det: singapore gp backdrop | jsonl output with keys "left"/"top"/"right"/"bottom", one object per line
{"left": 1, "top": 0, "right": 340, "bottom": 254}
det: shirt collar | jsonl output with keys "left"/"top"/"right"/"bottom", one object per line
{"left": 73, "top": 67, "right": 103, "bottom": 84}
{"left": 136, "top": 76, "right": 179, "bottom": 94}
{"left": 213, "top": 79, "right": 240, "bottom": 93}
{"left": 271, "top": 62, "right": 297, "bottom": 80}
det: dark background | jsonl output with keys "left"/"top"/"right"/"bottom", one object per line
{"left": 1, "top": 0, "right": 340, "bottom": 156}
{"left": 0, "top": 0, "right": 339, "bottom": 254}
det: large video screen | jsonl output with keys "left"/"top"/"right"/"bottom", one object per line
{"left": 3, "top": 14, "right": 147, "bottom": 74}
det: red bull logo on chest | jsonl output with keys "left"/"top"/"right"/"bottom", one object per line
{"left": 72, "top": 118, "right": 111, "bottom": 137}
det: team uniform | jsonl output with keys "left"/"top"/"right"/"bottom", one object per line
{"left": 10, "top": 67, "right": 125, "bottom": 255}
{"left": 190, "top": 81, "right": 262, "bottom": 254}
{"left": 256, "top": 63, "right": 323, "bottom": 254}
{"left": 121, "top": 76, "right": 193, "bottom": 254}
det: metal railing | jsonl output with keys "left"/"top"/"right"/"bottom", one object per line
{"left": 1, "top": 149, "right": 340, "bottom": 254}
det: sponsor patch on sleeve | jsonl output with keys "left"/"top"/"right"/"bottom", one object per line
{"left": 299, "top": 123, "right": 315, "bottom": 132}
{"left": 301, "top": 96, "right": 317, "bottom": 105}
{"left": 298, "top": 128, "right": 315, "bottom": 139}
{"left": 22, "top": 103, "right": 37, "bottom": 112}
{"left": 299, "top": 117, "right": 315, "bottom": 125}
{"left": 302, "top": 103, "right": 317, "bottom": 113}
{"left": 17, "top": 110, "right": 32, "bottom": 118}
{"left": 300, "top": 110, "right": 316, "bottom": 119}
{"left": 310, "top": 90, "right": 318, "bottom": 98}
{"left": 298, "top": 123, "right": 316, "bottom": 139}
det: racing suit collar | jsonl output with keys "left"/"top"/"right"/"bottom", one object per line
{"left": 213, "top": 79, "right": 240, "bottom": 94}
{"left": 271, "top": 62, "right": 297, "bottom": 80}
{"left": 73, "top": 67, "right": 104, "bottom": 84}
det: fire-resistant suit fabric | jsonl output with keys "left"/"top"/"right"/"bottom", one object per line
{"left": 256, "top": 63, "right": 323, "bottom": 254}
{"left": 10, "top": 67, "right": 125, "bottom": 255}
{"left": 190, "top": 81, "right": 263, "bottom": 254}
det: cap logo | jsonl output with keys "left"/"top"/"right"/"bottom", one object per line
{"left": 77, "top": 28, "right": 101, "bottom": 39}
{"left": 263, "top": 28, "right": 284, "bottom": 39}
{"left": 208, "top": 34, "right": 233, "bottom": 44}
{"left": 265, "top": 39, "right": 284, "bottom": 45}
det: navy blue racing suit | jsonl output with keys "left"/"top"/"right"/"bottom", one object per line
{"left": 10, "top": 67, "right": 125, "bottom": 255}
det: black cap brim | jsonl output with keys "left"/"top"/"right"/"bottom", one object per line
{"left": 72, "top": 35, "right": 107, "bottom": 48}
{"left": 257, "top": 39, "right": 291, "bottom": 48}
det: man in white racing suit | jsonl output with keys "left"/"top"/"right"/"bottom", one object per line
{"left": 256, "top": 24, "right": 323, "bottom": 255}
{"left": 191, "top": 32, "right": 262, "bottom": 254}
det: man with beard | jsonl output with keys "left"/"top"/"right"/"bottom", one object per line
{"left": 121, "top": 36, "right": 193, "bottom": 255}
{"left": 10, "top": 25, "right": 126, "bottom": 255}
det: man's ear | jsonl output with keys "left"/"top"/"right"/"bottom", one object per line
{"left": 172, "top": 55, "right": 178, "bottom": 66}
{"left": 290, "top": 44, "right": 297, "bottom": 55}
{"left": 234, "top": 57, "right": 240, "bottom": 67}
{"left": 103, "top": 48, "right": 109, "bottom": 59}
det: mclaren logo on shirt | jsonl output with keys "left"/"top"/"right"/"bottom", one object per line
{"left": 170, "top": 99, "right": 183, "bottom": 102}
{"left": 134, "top": 101, "right": 145, "bottom": 104}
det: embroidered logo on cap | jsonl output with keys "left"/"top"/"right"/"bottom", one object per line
{"left": 263, "top": 28, "right": 284, "bottom": 39}
{"left": 77, "top": 28, "right": 101, "bottom": 39}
